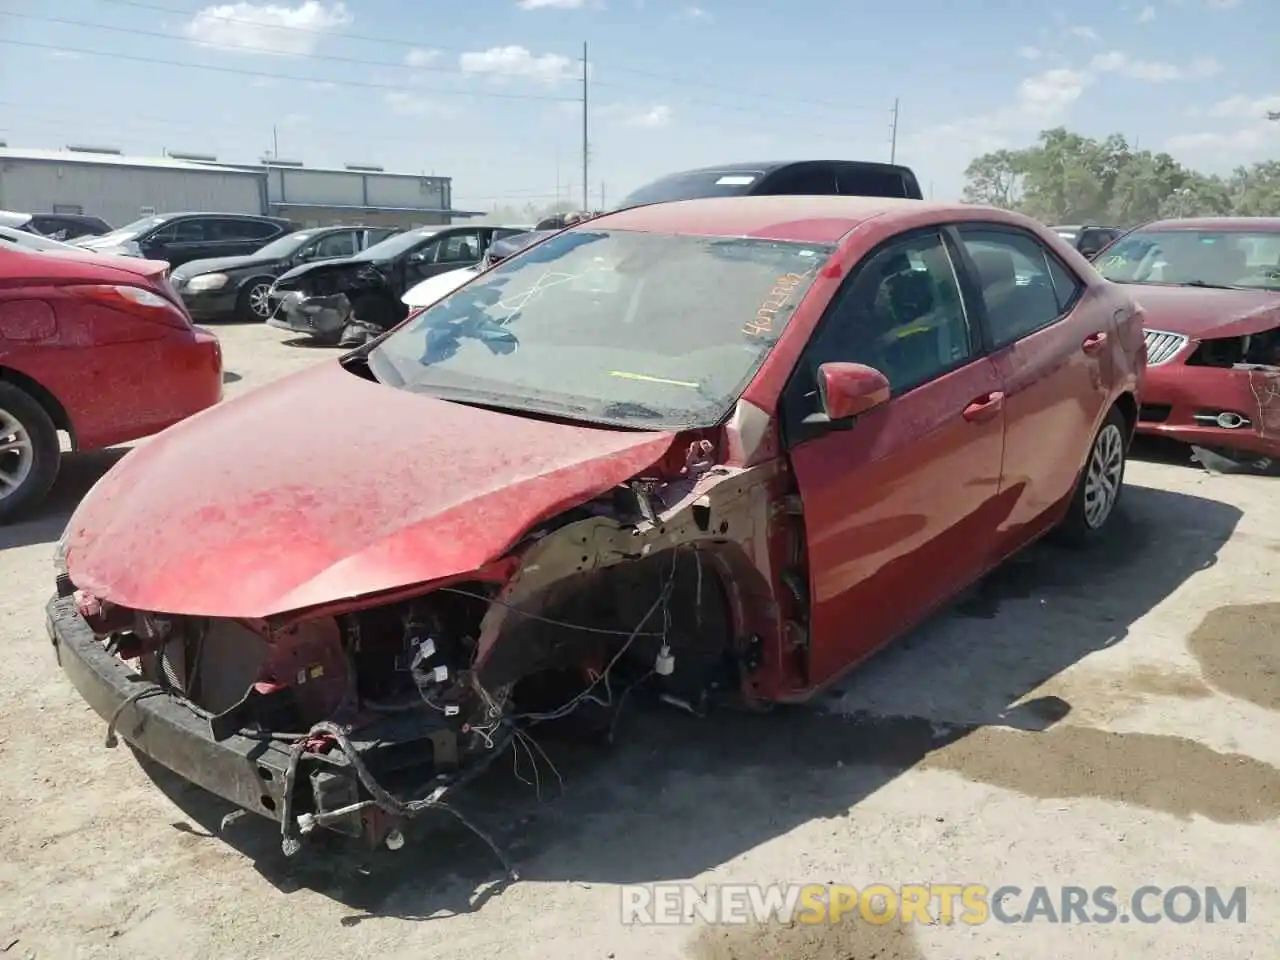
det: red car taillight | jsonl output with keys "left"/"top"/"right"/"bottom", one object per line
{"left": 65, "top": 283, "right": 191, "bottom": 329}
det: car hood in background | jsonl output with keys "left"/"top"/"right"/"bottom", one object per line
{"left": 63, "top": 360, "right": 677, "bottom": 619}
{"left": 172, "top": 254, "right": 286, "bottom": 281}
{"left": 275, "top": 256, "right": 383, "bottom": 285}
{"left": 1129, "top": 284, "right": 1280, "bottom": 339}
{"left": 401, "top": 266, "right": 479, "bottom": 307}
{"left": 73, "top": 236, "right": 142, "bottom": 257}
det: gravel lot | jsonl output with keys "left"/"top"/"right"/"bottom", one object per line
{"left": 1, "top": 322, "right": 1276, "bottom": 960}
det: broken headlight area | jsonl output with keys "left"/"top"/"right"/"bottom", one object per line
{"left": 73, "top": 543, "right": 739, "bottom": 869}
{"left": 270, "top": 265, "right": 407, "bottom": 346}
{"left": 1185, "top": 326, "right": 1280, "bottom": 472}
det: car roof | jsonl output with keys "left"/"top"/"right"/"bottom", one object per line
{"left": 588, "top": 195, "right": 995, "bottom": 244}
{"left": 1138, "top": 217, "right": 1280, "bottom": 232}
{"left": 664, "top": 159, "right": 915, "bottom": 176}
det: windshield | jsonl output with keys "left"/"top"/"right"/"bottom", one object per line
{"left": 367, "top": 228, "right": 833, "bottom": 429}
{"left": 353, "top": 228, "right": 430, "bottom": 261}
{"left": 251, "top": 230, "right": 318, "bottom": 259}
{"left": 91, "top": 215, "right": 167, "bottom": 242}
{"left": 1095, "top": 228, "right": 1280, "bottom": 291}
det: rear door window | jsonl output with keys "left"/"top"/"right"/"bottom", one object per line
{"left": 836, "top": 167, "right": 911, "bottom": 198}
{"left": 761, "top": 165, "right": 839, "bottom": 195}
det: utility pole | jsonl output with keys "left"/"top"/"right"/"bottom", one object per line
{"left": 272, "top": 125, "right": 279, "bottom": 161}
{"left": 600, "top": 181, "right": 606, "bottom": 210}
{"left": 889, "top": 98, "right": 899, "bottom": 164}
{"left": 580, "top": 42, "right": 590, "bottom": 212}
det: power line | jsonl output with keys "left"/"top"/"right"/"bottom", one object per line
{"left": 87, "top": 0, "right": 887, "bottom": 116}
{"left": 0, "top": 38, "right": 576, "bottom": 102}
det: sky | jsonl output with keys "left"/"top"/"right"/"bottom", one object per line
{"left": 0, "top": 0, "right": 1276, "bottom": 211}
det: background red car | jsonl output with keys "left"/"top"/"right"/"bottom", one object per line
{"left": 1093, "top": 217, "right": 1280, "bottom": 466}
{"left": 0, "top": 247, "right": 222, "bottom": 522}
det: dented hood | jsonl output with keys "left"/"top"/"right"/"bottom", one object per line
{"left": 1130, "top": 283, "right": 1280, "bottom": 339}
{"left": 64, "top": 361, "right": 677, "bottom": 619}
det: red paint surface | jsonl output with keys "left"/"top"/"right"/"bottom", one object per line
{"left": 65, "top": 361, "right": 678, "bottom": 618}
{"left": 1128, "top": 284, "right": 1280, "bottom": 339}
{"left": 0, "top": 249, "right": 222, "bottom": 451}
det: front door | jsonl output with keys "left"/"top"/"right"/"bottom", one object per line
{"left": 782, "top": 227, "right": 1007, "bottom": 688}
{"left": 951, "top": 224, "right": 1112, "bottom": 549}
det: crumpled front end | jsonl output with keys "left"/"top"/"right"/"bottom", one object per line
{"left": 266, "top": 290, "right": 352, "bottom": 343}
{"left": 1137, "top": 324, "right": 1280, "bottom": 470}
{"left": 48, "top": 425, "right": 797, "bottom": 868}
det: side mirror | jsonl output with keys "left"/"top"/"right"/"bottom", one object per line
{"left": 808, "top": 361, "right": 891, "bottom": 427}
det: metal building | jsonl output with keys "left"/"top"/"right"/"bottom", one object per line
{"left": 0, "top": 145, "right": 480, "bottom": 230}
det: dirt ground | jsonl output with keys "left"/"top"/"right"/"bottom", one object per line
{"left": 1, "top": 322, "right": 1276, "bottom": 959}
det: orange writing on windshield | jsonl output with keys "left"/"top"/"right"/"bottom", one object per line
{"left": 743, "top": 272, "right": 808, "bottom": 337}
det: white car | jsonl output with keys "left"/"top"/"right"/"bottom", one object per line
{"left": 401, "top": 264, "right": 481, "bottom": 309}
{"left": 0, "top": 224, "right": 88, "bottom": 254}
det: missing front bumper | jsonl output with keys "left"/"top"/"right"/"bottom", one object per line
{"left": 265, "top": 291, "right": 351, "bottom": 341}
{"left": 46, "top": 594, "right": 293, "bottom": 821}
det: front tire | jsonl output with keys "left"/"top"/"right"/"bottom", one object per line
{"left": 237, "top": 279, "right": 275, "bottom": 323}
{"left": 0, "top": 382, "right": 61, "bottom": 524}
{"left": 1056, "top": 405, "right": 1127, "bottom": 546}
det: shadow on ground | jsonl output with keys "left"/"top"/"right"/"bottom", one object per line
{"left": 137, "top": 481, "right": 1247, "bottom": 934}
{"left": 281, "top": 336, "right": 343, "bottom": 350}
{"left": 0, "top": 447, "right": 128, "bottom": 550}
{"left": 222, "top": 370, "right": 243, "bottom": 384}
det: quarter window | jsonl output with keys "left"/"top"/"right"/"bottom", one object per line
{"left": 799, "top": 229, "right": 976, "bottom": 398}
{"left": 958, "top": 228, "right": 1079, "bottom": 347}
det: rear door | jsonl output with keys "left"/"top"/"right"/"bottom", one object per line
{"left": 782, "top": 226, "right": 1006, "bottom": 688}
{"left": 214, "top": 217, "right": 281, "bottom": 256}
{"left": 141, "top": 217, "right": 211, "bottom": 266}
{"left": 950, "top": 223, "right": 1111, "bottom": 551}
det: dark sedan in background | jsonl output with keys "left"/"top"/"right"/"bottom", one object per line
{"left": 1053, "top": 224, "right": 1125, "bottom": 258}
{"left": 74, "top": 212, "right": 297, "bottom": 267}
{"left": 267, "top": 224, "right": 525, "bottom": 343}
{"left": 171, "top": 225, "right": 399, "bottom": 322}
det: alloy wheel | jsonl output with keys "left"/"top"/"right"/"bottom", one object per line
{"left": 0, "top": 406, "right": 35, "bottom": 503}
{"left": 1083, "top": 423, "right": 1124, "bottom": 529}
{"left": 249, "top": 282, "right": 273, "bottom": 319}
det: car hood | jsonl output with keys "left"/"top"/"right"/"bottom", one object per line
{"left": 277, "top": 256, "right": 383, "bottom": 285}
{"left": 64, "top": 360, "right": 677, "bottom": 619}
{"left": 402, "top": 266, "right": 479, "bottom": 307}
{"left": 173, "top": 254, "right": 284, "bottom": 280}
{"left": 1130, "top": 284, "right": 1280, "bottom": 338}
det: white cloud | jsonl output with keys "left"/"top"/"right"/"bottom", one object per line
{"left": 516, "top": 0, "right": 590, "bottom": 8}
{"left": 679, "top": 5, "right": 711, "bottom": 19}
{"left": 404, "top": 48, "right": 438, "bottom": 67}
{"left": 1016, "top": 46, "right": 1042, "bottom": 60}
{"left": 1137, "top": 5, "right": 1156, "bottom": 21}
{"left": 184, "top": 1, "right": 352, "bottom": 56}
{"left": 1088, "top": 50, "right": 1221, "bottom": 82}
{"left": 50, "top": 50, "right": 82, "bottom": 60}
{"left": 459, "top": 45, "right": 575, "bottom": 84}
{"left": 383, "top": 91, "right": 457, "bottom": 117}
{"left": 596, "top": 103, "right": 672, "bottom": 127}
{"left": 1068, "top": 25, "right": 1100, "bottom": 41}
{"left": 1208, "top": 92, "right": 1280, "bottom": 120}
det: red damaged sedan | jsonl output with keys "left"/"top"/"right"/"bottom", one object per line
{"left": 47, "top": 197, "right": 1144, "bottom": 862}
{"left": 0, "top": 247, "right": 222, "bottom": 521}
{"left": 1093, "top": 217, "right": 1280, "bottom": 466}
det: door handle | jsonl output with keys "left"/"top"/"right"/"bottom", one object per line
{"left": 962, "top": 391, "right": 1005, "bottom": 423}
{"left": 1082, "top": 331, "right": 1108, "bottom": 353}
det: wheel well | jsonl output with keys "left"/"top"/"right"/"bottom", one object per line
{"left": 1113, "top": 391, "right": 1137, "bottom": 440}
{"left": 0, "top": 365, "right": 75, "bottom": 447}
{"left": 239, "top": 275, "right": 276, "bottom": 295}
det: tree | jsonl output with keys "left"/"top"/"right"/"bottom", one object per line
{"left": 961, "top": 128, "right": 1280, "bottom": 224}
{"left": 961, "top": 150, "right": 1025, "bottom": 208}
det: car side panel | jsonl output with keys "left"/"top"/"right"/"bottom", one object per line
{"left": 1, "top": 289, "right": 222, "bottom": 450}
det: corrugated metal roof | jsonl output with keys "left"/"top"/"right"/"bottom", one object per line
{"left": 269, "top": 201, "right": 485, "bottom": 218}
{"left": 0, "top": 147, "right": 264, "bottom": 174}
{"left": 0, "top": 149, "right": 452, "bottom": 184}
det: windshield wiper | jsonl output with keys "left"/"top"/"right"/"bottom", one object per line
{"left": 1178, "top": 279, "right": 1253, "bottom": 291}
{"left": 600, "top": 401, "right": 670, "bottom": 419}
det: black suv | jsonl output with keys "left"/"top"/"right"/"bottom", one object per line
{"left": 1052, "top": 224, "right": 1125, "bottom": 259}
{"left": 617, "top": 160, "right": 925, "bottom": 208}
{"left": 170, "top": 225, "right": 400, "bottom": 322}
{"left": 74, "top": 212, "right": 296, "bottom": 268}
